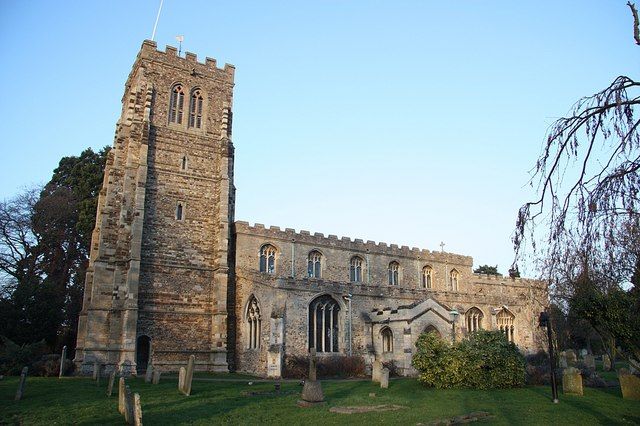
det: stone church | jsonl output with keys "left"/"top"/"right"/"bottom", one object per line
{"left": 74, "top": 40, "right": 549, "bottom": 377}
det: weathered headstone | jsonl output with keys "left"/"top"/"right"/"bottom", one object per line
{"left": 118, "top": 377, "right": 126, "bottom": 415}
{"left": 107, "top": 371, "right": 116, "bottom": 397}
{"left": 583, "top": 354, "right": 596, "bottom": 372}
{"left": 178, "top": 367, "right": 186, "bottom": 392}
{"left": 372, "top": 360, "right": 382, "bottom": 383}
{"left": 93, "top": 362, "right": 99, "bottom": 380}
{"left": 152, "top": 370, "right": 161, "bottom": 385}
{"left": 603, "top": 354, "right": 612, "bottom": 371}
{"left": 298, "top": 349, "right": 325, "bottom": 407}
{"left": 133, "top": 393, "right": 143, "bottom": 426}
{"left": 124, "top": 386, "right": 134, "bottom": 424}
{"left": 179, "top": 355, "right": 195, "bottom": 396}
{"left": 14, "top": 367, "right": 28, "bottom": 401}
{"left": 144, "top": 360, "right": 153, "bottom": 383}
{"left": 562, "top": 367, "right": 583, "bottom": 396}
{"left": 619, "top": 369, "right": 640, "bottom": 401}
{"left": 59, "top": 345, "right": 67, "bottom": 378}
{"left": 565, "top": 350, "right": 577, "bottom": 365}
{"left": 380, "top": 367, "right": 390, "bottom": 389}
{"left": 559, "top": 354, "right": 568, "bottom": 369}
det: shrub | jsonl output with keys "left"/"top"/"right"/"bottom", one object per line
{"left": 283, "top": 354, "right": 365, "bottom": 379}
{"left": 0, "top": 336, "right": 48, "bottom": 375}
{"left": 412, "top": 330, "right": 525, "bottom": 389}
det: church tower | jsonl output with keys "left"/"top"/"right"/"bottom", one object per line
{"left": 75, "top": 40, "right": 235, "bottom": 374}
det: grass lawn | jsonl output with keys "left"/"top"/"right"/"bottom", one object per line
{"left": 1, "top": 375, "right": 639, "bottom": 425}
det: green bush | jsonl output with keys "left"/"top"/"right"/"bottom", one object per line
{"left": 412, "top": 330, "right": 525, "bottom": 389}
{"left": 0, "top": 336, "right": 47, "bottom": 375}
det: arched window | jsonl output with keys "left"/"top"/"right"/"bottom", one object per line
{"left": 308, "top": 295, "right": 340, "bottom": 353}
{"left": 259, "top": 244, "right": 276, "bottom": 274}
{"left": 169, "top": 84, "right": 185, "bottom": 124}
{"left": 388, "top": 261, "right": 399, "bottom": 285}
{"left": 181, "top": 155, "right": 188, "bottom": 171}
{"left": 307, "top": 250, "right": 322, "bottom": 278}
{"left": 350, "top": 256, "right": 363, "bottom": 282}
{"left": 381, "top": 327, "right": 393, "bottom": 353}
{"left": 450, "top": 269, "right": 459, "bottom": 291}
{"left": 189, "top": 88, "right": 204, "bottom": 128}
{"left": 465, "top": 307, "right": 484, "bottom": 333}
{"left": 246, "top": 296, "right": 261, "bottom": 349}
{"left": 176, "top": 203, "right": 184, "bottom": 221}
{"left": 422, "top": 266, "right": 433, "bottom": 289}
{"left": 497, "top": 309, "right": 515, "bottom": 343}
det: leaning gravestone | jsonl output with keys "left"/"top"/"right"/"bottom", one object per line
{"left": 107, "top": 371, "right": 116, "bottom": 397}
{"left": 380, "top": 367, "right": 390, "bottom": 389}
{"left": 619, "top": 369, "right": 640, "bottom": 401}
{"left": 372, "top": 360, "right": 382, "bottom": 383}
{"left": 144, "top": 359, "right": 153, "bottom": 383}
{"left": 133, "top": 393, "right": 143, "bottom": 426}
{"left": 562, "top": 367, "right": 583, "bottom": 396}
{"left": 14, "top": 367, "right": 28, "bottom": 401}
{"left": 298, "top": 349, "right": 325, "bottom": 407}
{"left": 152, "top": 370, "right": 161, "bottom": 385}
{"left": 59, "top": 345, "right": 67, "bottom": 378}
{"left": 583, "top": 354, "right": 596, "bottom": 372}
{"left": 178, "top": 355, "right": 195, "bottom": 396}
{"left": 118, "top": 377, "right": 126, "bottom": 415}
{"left": 603, "top": 354, "right": 612, "bottom": 371}
{"left": 178, "top": 367, "right": 186, "bottom": 392}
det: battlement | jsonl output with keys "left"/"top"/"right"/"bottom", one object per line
{"left": 234, "top": 221, "right": 473, "bottom": 265}
{"left": 472, "top": 272, "right": 546, "bottom": 288}
{"left": 137, "top": 40, "right": 235, "bottom": 82}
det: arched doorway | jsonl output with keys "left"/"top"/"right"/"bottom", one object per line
{"left": 136, "top": 335, "right": 151, "bottom": 372}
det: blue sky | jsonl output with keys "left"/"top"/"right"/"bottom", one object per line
{"left": 0, "top": 1, "right": 637, "bottom": 276}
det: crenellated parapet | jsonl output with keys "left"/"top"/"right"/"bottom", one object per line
{"left": 234, "top": 220, "right": 473, "bottom": 266}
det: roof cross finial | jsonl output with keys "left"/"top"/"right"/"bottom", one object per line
{"left": 440, "top": 241, "right": 445, "bottom": 253}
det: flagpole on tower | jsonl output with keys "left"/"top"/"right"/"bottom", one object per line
{"left": 151, "top": 0, "right": 164, "bottom": 41}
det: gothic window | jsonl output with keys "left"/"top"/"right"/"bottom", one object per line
{"left": 176, "top": 203, "right": 184, "bottom": 221}
{"left": 388, "top": 261, "right": 399, "bottom": 285}
{"left": 189, "top": 88, "right": 204, "bottom": 129}
{"left": 422, "top": 266, "right": 433, "bottom": 289}
{"left": 381, "top": 327, "right": 393, "bottom": 353}
{"left": 465, "top": 307, "right": 484, "bottom": 333}
{"left": 259, "top": 244, "right": 276, "bottom": 274}
{"left": 181, "top": 155, "right": 188, "bottom": 171}
{"left": 308, "top": 295, "right": 340, "bottom": 353}
{"left": 497, "top": 309, "right": 515, "bottom": 343}
{"left": 307, "top": 250, "right": 322, "bottom": 278}
{"left": 350, "top": 256, "right": 363, "bottom": 282}
{"left": 450, "top": 269, "right": 459, "bottom": 291}
{"left": 246, "top": 296, "right": 261, "bottom": 349}
{"left": 169, "top": 84, "right": 185, "bottom": 124}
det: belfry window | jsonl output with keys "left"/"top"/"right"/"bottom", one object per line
{"left": 381, "top": 327, "right": 393, "bottom": 353}
{"left": 497, "top": 309, "right": 515, "bottom": 343}
{"left": 308, "top": 295, "right": 340, "bottom": 353}
{"left": 246, "top": 296, "right": 261, "bottom": 349}
{"left": 450, "top": 269, "right": 459, "bottom": 291}
{"left": 307, "top": 250, "right": 322, "bottom": 278}
{"left": 422, "top": 266, "right": 433, "bottom": 289}
{"left": 259, "top": 244, "right": 276, "bottom": 274}
{"left": 189, "top": 89, "right": 204, "bottom": 128}
{"left": 350, "top": 256, "right": 363, "bottom": 282}
{"left": 388, "top": 262, "right": 399, "bottom": 285}
{"left": 169, "top": 84, "right": 185, "bottom": 124}
{"left": 181, "top": 155, "right": 188, "bottom": 171}
{"left": 466, "top": 307, "right": 483, "bottom": 333}
{"left": 176, "top": 203, "right": 184, "bottom": 221}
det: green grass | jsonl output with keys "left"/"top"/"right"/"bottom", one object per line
{"left": 1, "top": 376, "right": 639, "bottom": 425}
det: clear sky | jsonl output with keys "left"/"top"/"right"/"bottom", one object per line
{"left": 0, "top": 1, "right": 637, "bottom": 276}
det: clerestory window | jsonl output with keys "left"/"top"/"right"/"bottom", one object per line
{"left": 307, "top": 250, "right": 322, "bottom": 278}
{"left": 422, "top": 266, "right": 433, "bottom": 289}
{"left": 259, "top": 244, "right": 276, "bottom": 274}
{"left": 388, "top": 262, "right": 399, "bottom": 285}
{"left": 350, "top": 256, "right": 363, "bottom": 282}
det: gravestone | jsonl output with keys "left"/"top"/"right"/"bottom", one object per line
{"left": 59, "top": 345, "right": 67, "bottom": 378}
{"left": 96, "top": 365, "right": 101, "bottom": 387}
{"left": 619, "top": 369, "right": 640, "bottom": 401}
{"left": 133, "top": 393, "right": 143, "bottom": 426}
{"left": 144, "top": 359, "right": 153, "bottom": 383}
{"left": 118, "top": 377, "right": 126, "bottom": 415}
{"left": 298, "top": 349, "right": 325, "bottom": 407}
{"left": 372, "top": 360, "right": 382, "bottom": 383}
{"left": 152, "top": 370, "right": 161, "bottom": 385}
{"left": 178, "top": 367, "right": 186, "bottom": 392}
{"left": 579, "top": 349, "right": 588, "bottom": 358}
{"left": 93, "top": 362, "right": 99, "bottom": 380}
{"left": 179, "top": 355, "right": 195, "bottom": 396}
{"left": 380, "top": 367, "right": 389, "bottom": 389}
{"left": 562, "top": 367, "right": 583, "bottom": 396}
{"left": 583, "top": 354, "right": 596, "bottom": 372}
{"left": 14, "top": 367, "right": 28, "bottom": 401}
{"left": 559, "top": 354, "right": 568, "bottom": 369}
{"left": 107, "top": 371, "right": 116, "bottom": 397}
{"left": 123, "top": 386, "right": 134, "bottom": 424}
{"left": 565, "top": 350, "right": 577, "bottom": 365}
{"left": 603, "top": 354, "right": 612, "bottom": 371}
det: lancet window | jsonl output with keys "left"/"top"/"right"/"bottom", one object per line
{"left": 246, "top": 296, "right": 261, "bottom": 349}
{"left": 169, "top": 84, "right": 185, "bottom": 124}
{"left": 388, "top": 262, "right": 399, "bottom": 285}
{"left": 381, "top": 327, "right": 393, "bottom": 353}
{"left": 350, "top": 256, "right": 363, "bottom": 282}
